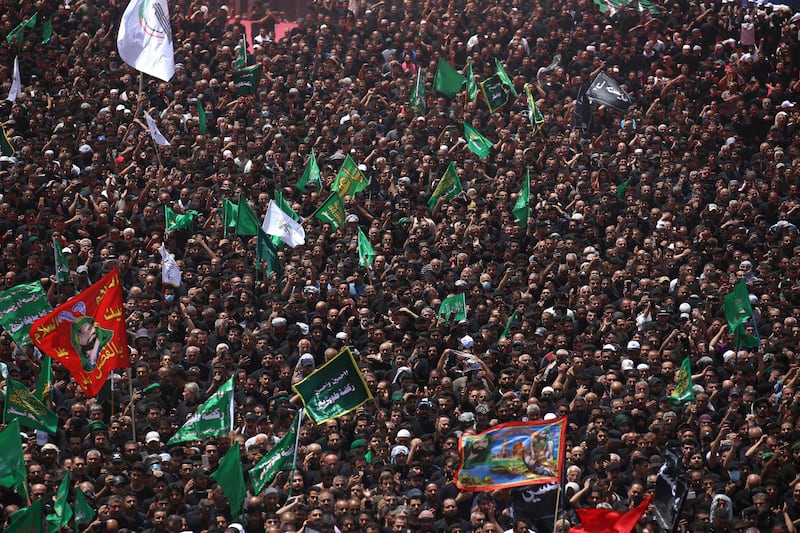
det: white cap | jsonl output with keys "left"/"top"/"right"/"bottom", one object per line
{"left": 621, "top": 359, "right": 635, "bottom": 371}
{"left": 145, "top": 431, "right": 161, "bottom": 443}
{"left": 460, "top": 335, "right": 474, "bottom": 349}
{"left": 679, "top": 303, "right": 692, "bottom": 314}
{"left": 543, "top": 412, "right": 557, "bottom": 420}
{"left": 636, "top": 363, "right": 650, "bottom": 371}
{"left": 397, "top": 429, "right": 412, "bottom": 439}
{"left": 299, "top": 353, "right": 315, "bottom": 367}
{"left": 626, "top": 340, "right": 640, "bottom": 351}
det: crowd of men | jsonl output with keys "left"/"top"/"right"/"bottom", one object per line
{"left": 0, "top": 0, "right": 800, "bottom": 531}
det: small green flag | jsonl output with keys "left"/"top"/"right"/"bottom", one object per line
{"left": 165, "top": 206, "right": 198, "bottom": 231}
{"left": 723, "top": 279, "right": 754, "bottom": 332}
{"left": 332, "top": 155, "right": 368, "bottom": 197}
{"left": 357, "top": 227, "right": 376, "bottom": 267}
{"left": 6, "top": 12, "right": 38, "bottom": 43}
{"left": 233, "top": 36, "right": 247, "bottom": 70}
{"left": 167, "top": 377, "right": 234, "bottom": 445}
{"left": 256, "top": 228, "right": 283, "bottom": 279}
{"left": 525, "top": 84, "right": 545, "bottom": 133}
{"left": 480, "top": 75, "right": 509, "bottom": 112}
{"left": 234, "top": 194, "right": 261, "bottom": 236}
{"left": 494, "top": 58, "right": 518, "bottom": 97}
{"left": 73, "top": 487, "right": 96, "bottom": 527}
{"left": 512, "top": 168, "right": 531, "bottom": 228}
{"left": 41, "top": 17, "right": 52, "bottom": 45}
{"left": 0, "top": 282, "right": 52, "bottom": 346}
{"left": 275, "top": 190, "right": 301, "bottom": 221}
{"left": 210, "top": 444, "right": 247, "bottom": 520}
{"left": 34, "top": 354, "right": 52, "bottom": 404}
{"left": 733, "top": 323, "right": 760, "bottom": 349}
{"left": 197, "top": 97, "right": 207, "bottom": 135}
{"left": 616, "top": 176, "right": 632, "bottom": 199}
{"left": 0, "top": 419, "right": 28, "bottom": 497}
{"left": 222, "top": 198, "right": 238, "bottom": 237}
{"left": 312, "top": 193, "right": 346, "bottom": 230}
{"left": 410, "top": 67, "right": 426, "bottom": 115}
{"left": 46, "top": 469, "right": 72, "bottom": 533}
{"left": 669, "top": 357, "right": 695, "bottom": 406}
{"left": 433, "top": 59, "right": 466, "bottom": 97}
{"left": 438, "top": 293, "right": 467, "bottom": 322}
{"left": 464, "top": 123, "right": 493, "bottom": 160}
{"left": 428, "top": 162, "right": 463, "bottom": 209}
{"left": 4, "top": 379, "right": 59, "bottom": 435}
{"left": 464, "top": 60, "right": 478, "bottom": 101}
{"left": 250, "top": 414, "right": 299, "bottom": 494}
{"left": 296, "top": 150, "right": 321, "bottom": 192}
{"left": 6, "top": 498, "right": 42, "bottom": 533}
{"left": 499, "top": 311, "right": 517, "bottom": 340}
{"left": 232, "top": 64, "right": 262, "bottom": 95}
{"left": 53, "top": 237, "right": 70, "bottom": 284}
{"left": 0, "top": 123, "right": 15, "bottom": 156}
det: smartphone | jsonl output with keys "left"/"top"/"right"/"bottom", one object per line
{"left": 201, "top": 454, "right": 210, "bottom": 469}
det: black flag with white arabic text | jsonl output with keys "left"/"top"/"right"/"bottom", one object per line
{"left": 586, "top": 72, "right": 633, "bottom": 113}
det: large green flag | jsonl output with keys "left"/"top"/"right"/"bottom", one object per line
{"left": 35, "top": 354, "right": 51, "bottom": 404}
{"left": 433, "top": 60, "right": 466, "bottom": 97}
{"left": 494, "top": 58, "right": 518, "bottom": 97}
{"left": 73, "top": 486, "right": 96, "bottom": 527}
{"left": 512, "top": 168, "right": 531, "bottom": 228}
{"left": 0, "top": 123, "right": 14, "bottom": 156}
{"left": 256, "top": 228, "right": 283, "bottom": 279}
{"left": 167, "top": 377, "right": 234, "bottom": 445}
{"left": 197, "top": 97, "right": 207, "bottom": 135}
{"left": 669, "top": 357, "right": 695, "bottom": 406}
{"left": 312, "top": 193, "right": 346, "bottom": 230}
{"left": 499, "top": 311, "right": 517, "bottom": 340}
{"left": 428, "top": 162, "right": 463, "bottom": 209}
{"left": 292, "top": 347, "right": 373, "bottom": 424}
{"left": 4, "top": 379, "right": 58, "bottom": 434}
{"left": 46, "top": 470, "right": 72, "bottom": 533}
{"left": 165, "top": 206, "right": 198, "bottom": 231}
{"left": 234, "top": 194, "right": 261, "bottom": 236}
{"left": 480, "top": 75, "right": 509, "bottom": 113}
{"left": 296, "top": 150, "right": 321, "bottom": 192}
{"left": 0, "top": 419, "right": 28, "bottom": 497}
{"left": 438, "top": 293, "right": 467, "bottom": 322}
{"left": 222, "top": 198, "right": 238, "bottom": 237}
{"left": 53, "top": 237, "right": 70, "bottom": 284}
{"left": 41, "top": 17, "right": 52, "bottom": 45}
{"left": 525, "top": 84, "right": 545, "bottom": 133}
{"left": 463, "top": 60, "right": 478, "bottom": 101}
{"left": 6, "top": 12, "right": 38, "bottom": 43}
{"left": 210, "top": 444, "right": 247, "bottom": 519}
{"left": 410, "top": 67, "right": 426, "bottom": 115}
{"left": 250, "top": 414, "right": 299, "bottom": 494}
{"left": 332, "top": 155, "right": 367, "bottom": 197}
{"left": 0, "top": 282, "right": 51, "bottom": 346}
{"left": 357, "top": 228, "right": 376, "bottom": 267}
{"left": 6, "top": 498, "right": 42, "bottom": 533}
{"left": 723, "top": 279, "right": 753, "bottom": 332}
{"left": 232, "top": 64, "right": 262, "bottom": 95}
{"left": 464, "top": 123, "right": 493, "bottom": 160}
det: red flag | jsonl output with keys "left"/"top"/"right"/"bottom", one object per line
{"left": 573, "top": 495, "right": 653, "bottom": 533}
{"left": 31, "top": 269, "right": 129, "bottom": 397}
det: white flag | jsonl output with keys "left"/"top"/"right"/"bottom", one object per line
{"left": 117, "top": 0, "right": 175, "bottom": 82}
{"left": 144, "top": 112, "right": 170, "bottom": 145}
{"left": 7, "top": 56, "right": 21, "bottom": 102}
{"left": 262, "top": 200, "right": 306, "bottom": 248}
{"left": 159, "top": 246, "right": 181, "bottom": 287}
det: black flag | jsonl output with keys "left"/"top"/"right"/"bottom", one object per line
{"left": 586, "top": 72, "right": 633, "bottom": 113}
{"left": 574, "top": 83, "right": 592, "bottom": 132}
{"left": 653, "top": 448, "right": 688, "bottom": 532}
{"left": 512, "top": 482, "right": 560, "bottom": 533}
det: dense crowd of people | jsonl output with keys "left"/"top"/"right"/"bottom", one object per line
{"left": 0, "top": 0, "right": 799, "bottom": 531}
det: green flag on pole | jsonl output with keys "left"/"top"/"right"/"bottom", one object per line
{"left": 165, "top": 206, "right": 198, "bottom": 231}
{"left": 357, "top": 227, "right": 376, "bottom": 267}
{"left": 6, "top": 499, "right": 42, "bottom": 533}
{"left": 428, "top": 162, "right": 463, "bottom": 209}
{"left": 512, "top": 168, "right": 531, "bottom": 228}
{"left": 53, "top": 238, "right": 70, "bottom": 284}
{"left": 35, "top": 354, "right": 52, "bottom": 404}
{"left": 0, "top": 123, "right": 15, "bottom": 156}
{"left": 256, "top": 228, "right": 283, "bottom": 280}
{"left": 197, "top": 97, "right": 207, "bottom": 135}
{"left": 222, "top": 199, "right": 238, "bottom": 237}
{"left": 0, "top": 419, "right": 28, "bottom": 498}
{"left": 464, "top": 123, "right": 493, "bottom": 160}
{"left": 312, "top": 193, "right": 346, "bottom": 230}
{"left": 438, "top": 293, "right": 467, "bottom": 322}
{"left": 74, "top": 486, "right": 96, "bottom": 528}
{"left": 669, "top": 357, "right": 695, "bottom": 405}
{"left": 275, "top": 190, "right": 301, "bottom": 221}
{"left": 167, "top": 377, "right": 234, "bottom": 445}
{"left": 463, "top": 60, "right": 478, "bottom": 101}
{"left": 480, "top": 75, "right": 509, "bottom": 113}
{"left": 494, "top": 58, "right": 518, "bottom": 97}
{"left": 233, "top": 36, "right": 247, "bottom": 70}
{"left": 234, "top": 194, "right": 261, "bottom": 236}
{"left": 332, "top": 155, "right": 368, "bottom": 198}
{"left": 296, "top": 150, "right": 321, "bottom": 192}
{"left": 410, "top": 67, "right": 426, "bottom": 115}
{"left": 433, "top": 59, "right": 466, "bottom": 97}
{"left": 723, "top": 279, "right": 754, "bottom": 332}
{"left": 210, "top": 444, "right": 247, "bottom": 520}
{"left": 41, "top": 17, "right": 52, "bottom": 45}
{"left": 616, "top": 176, "right": 632, "bottom": 199}
{"left": 733, "top": 324, "right": 760, "bottom": 349}
{"left": 292, "top": 347, "right": 373, "bottom": 424}
{"left": 250, "top": 414, "right": 299, "bottom": 494}
{"left": 46, "top": 470, "right": 72, "bottom": 533}
{"left": 499, "top": 311, "right": 517, "bottom": 340}
{"left": 4, "top": 379, "right": 58, "bottom": 435}
{"left": 0, "top": 282, "right": 51, "bottom": 346}
{"left": 525, "top": 84, "right": 545, "bottom": 133}
{"left": 232, "top": 64, "right": 262, "bottom": 95}
{"left": 6, "top": 12, "right": 38, "bottom": 43}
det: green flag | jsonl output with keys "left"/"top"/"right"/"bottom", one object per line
{"left": 616, "top": 176, "right": 632, "bottom": 199}
{"left": 4, "top": 379, "right": 58, "bottom": 434}
{"left": 0, "top": 123, "right": 15, "bottom": 156}
{"left": 312, "top": 193, "right": 346, "bottom": 230}
{"left": 494, "top": 58, "right": 518, "bottom": 97}
{"left": 35, "top": 354, "right": 51, "bottom": 404}
{"left": 6, "top": 498, "right": 42, "bottom": 533}
{"left": 479, "top": 75, "right": 509, "bottom": 113}
{"left": 232, "top": 64, "right": 262, "bottom": 95}
{"left": 332, "top": 155, "right": 368, "bottom": 197}
{"left": 499, "top": 311, "right": 517, "bottom": 340}
{"left": 512, "top": 168, "right": 531, "bottom": 228}
{"left": 46, "top": 470, "right": 72, "bottom": 533}
{"left": 165, "top": 206, "right": 198, "bottom": 231}
{"left": 292, "top": 347, "right": 373, "bottom": 424}
{"left": 733, "top": 324, "right": 760, "bottom": 349}
{"left": 210, "top": 444, "right": 247, "bottom": 519}
{"left": 197, "top": 97, "right": 207, "bottom": 135}
{"left": 433, "top": 59, "right": 466, "bottom": 97}
{"left": 222, "top": 198, "right": 238, "bottom": 237}
{"left": 410, "top": 67, "right": 426, "bottom": 115}
{"left": 428, "top": 162, "right": 463, "bottom": 209}
{"left": 438, "top": 293, "right": 467, "bottom": 322}
{"left": 0, "top": 419, "right": 27, "bottom": 497}
{"left": 233, "top": 36, "right": 247, "bottom": 70}
{"left": 275, "top": 190, "right": 301, "bottom": 221}
{"left": 250, "top": 414, "right": 299, "bottom": 494}
{"left": 357, "top": 228, "right": 376, "bottom": 267}
{"left": 296, "top": 150, "right": 321, "bottom": 192}
{"left": 723, "top": 279, "right": 753, "bottom": 332}
{"left": 73, "top": 487, "right": 96, "bottom": 527}
{"left": 0, "top": 282, "right": 52, "bottom": 346}
{"left": 6, "top": 12, "right": 38, "bottom": 43}
{"left": 41, "top": 17, "right": 52, "bottom": 45}
{"left": 463, "top": 60, "right": 478, "bottom": 101}
{"left": 256, "top": 228, "right": 283, "bottom": 279}
{"left": 167, "top": 377, "right": 234, "bottom": 445}
{"left": 525, "top": 84, "right": 545, "bottom": 133}
{"left": 669, "top": 357, "right": 695, "bottom": 406}
{"left": 53, "top": 237, "right": 70, "bottom": 284}
{"left": 234, "top": 194, "right": 260, "bottom": 236}
{"left": 464, "top": 123, "right": 493, "bottom": 160}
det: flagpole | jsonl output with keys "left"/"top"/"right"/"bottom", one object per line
{"left": 110, "top": 371, "right": 115, "bottom": 420}
{"left": 288, "top": 409, "right": 304, "bottom": 498}
{"left": 128, "top": 366, "right": 137, "bottom": 442}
